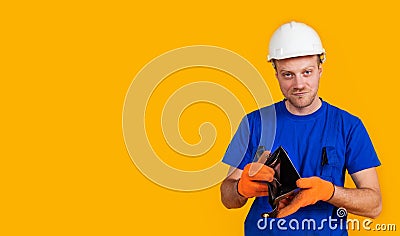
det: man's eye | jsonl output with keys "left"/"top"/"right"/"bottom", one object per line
{"left": 283, "top": 73, "right": 292, "bottom": 78}
{"left": 304, "top": 70, "right": 312, "bottom": 75}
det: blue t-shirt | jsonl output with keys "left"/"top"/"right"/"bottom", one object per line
{"left": 222, "top": 99, "right": 381, "bottom": 235}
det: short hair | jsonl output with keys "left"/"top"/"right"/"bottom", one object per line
{"left": 271, "top": 54, "right": 324, "bottom": 71}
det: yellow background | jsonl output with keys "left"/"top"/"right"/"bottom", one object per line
{"left": 1, "top": 0, "right": 399, "bottom": 235}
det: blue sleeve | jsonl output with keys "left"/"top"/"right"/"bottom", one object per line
{"left": 345, "top": 119, "right": 381, "bottom": 174}
{"left": 222, "top": 114, "right": 257, "bottom": 170}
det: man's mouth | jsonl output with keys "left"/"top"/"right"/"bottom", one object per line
{"left": 292, "top": 92, "right": 308, "bottom": 96}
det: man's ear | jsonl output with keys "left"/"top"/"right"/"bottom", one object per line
{"left": 319, "top": 65, "right": 323, "bottom": 77}
{"left": 275, "top": 71, "right": 278, "bottom": 79}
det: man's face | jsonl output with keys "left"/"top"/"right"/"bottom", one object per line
{"left": 274, "top": 55, "right": 322, "bottom": 111}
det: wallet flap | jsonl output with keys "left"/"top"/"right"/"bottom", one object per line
{"left": 258, "top": 146, "right": 301, "bottom": 218}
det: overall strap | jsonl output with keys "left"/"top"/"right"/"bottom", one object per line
{"left": 323, "top": 103, "right": 340, "bottom": 147}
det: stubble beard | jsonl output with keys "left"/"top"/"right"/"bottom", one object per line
{"left": 286, "top": 90, "right": 318, "bottom": 109}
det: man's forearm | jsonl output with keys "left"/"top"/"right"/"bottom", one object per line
{"left": 220, "top": 178, "right": 248, "bottom": 209}
{"left": 328, "top": 186, "right": 382, "bottom": 218}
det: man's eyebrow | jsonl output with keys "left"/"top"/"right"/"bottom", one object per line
{"left": 279, "top": 65, "right": 316, "bottom": 71}
{"left": 278, "top": 68, "right": 291, "bottom": 73}
{"left": 304, "top": 66, "right": 316, "bottom": 70}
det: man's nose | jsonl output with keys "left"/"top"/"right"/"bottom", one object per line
{"left": 293, "top": 75, "right": 306, "bottom": 89}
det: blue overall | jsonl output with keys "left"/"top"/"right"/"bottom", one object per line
{"left": 222, "top": 99, "right": 381, "bottom": 235}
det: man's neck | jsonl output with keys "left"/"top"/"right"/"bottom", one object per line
{"left": 285, "top": 97, "right": 322, "bottom": 116}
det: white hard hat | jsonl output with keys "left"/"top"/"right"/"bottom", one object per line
{"left": 267, "top": 21, "right": 326, "bottom": 62}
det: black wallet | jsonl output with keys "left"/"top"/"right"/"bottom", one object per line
{"left": 255, "top": 146, "right": 301, "bottom": 218}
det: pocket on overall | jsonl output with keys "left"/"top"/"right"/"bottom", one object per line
{"left": 320, "top": 146, "right": 340, "bottom": 183}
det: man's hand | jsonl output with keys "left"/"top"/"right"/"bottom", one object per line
{"left": 237, "top": 151, "right": 275, "bottom": 198}
{"left": 276, "top": 176, "right": 334, "bottom": 218}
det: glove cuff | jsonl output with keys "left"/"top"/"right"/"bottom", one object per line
{"left": 327, "top": 182, "right": 335, "bottom": 201}
{"left": 236, "top": 179, "right": 247, "bottom": 198}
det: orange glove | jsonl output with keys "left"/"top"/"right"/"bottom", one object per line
{"left": 276, "top": 177, "right": 335, "bottom": 218}
{"left": 237, "top": 151, "right": 275, "bottom": 198}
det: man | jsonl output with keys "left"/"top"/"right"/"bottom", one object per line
{"left": 220, "top": 21, "right": 381, "bottom": 235}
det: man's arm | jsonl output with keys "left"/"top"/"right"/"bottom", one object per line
{"left": 276, "top": 167, "right": 382, "bottom": 218}
{"left": 220, "top": 156, "right": 274, "bottom": 209}
{"left": 328, "top": 167, "right": 382, "bottom": 218}
{"left": 220, "top": 167, "right": 247, "bottom": 209}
